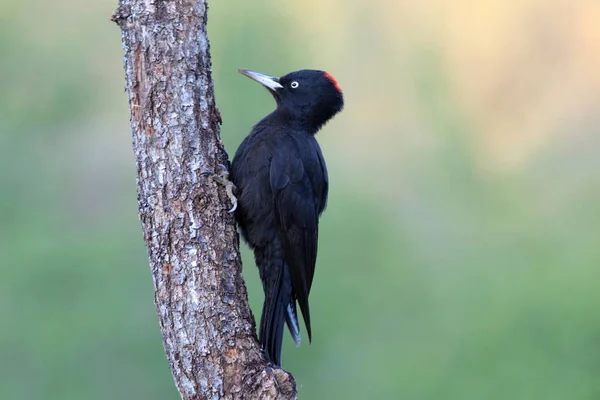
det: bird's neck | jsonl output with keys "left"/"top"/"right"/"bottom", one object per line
{"left": 269, "top": 106, "right": 324, "bottom": 135}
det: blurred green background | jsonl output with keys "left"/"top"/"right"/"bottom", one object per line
{"left": 2, "top": 0, "right": 600, "bottom": 399}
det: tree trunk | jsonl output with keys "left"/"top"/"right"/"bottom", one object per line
{"left": 111, "top": 1, "right": 296, "bottom": 399}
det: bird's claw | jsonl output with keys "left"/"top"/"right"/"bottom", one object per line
{"left": 200, "top": 164, "right": 238, "bottom": 213}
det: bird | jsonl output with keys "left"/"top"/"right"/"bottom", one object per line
{"left": 228, "top": 68, "right": 344, "bottom": 366}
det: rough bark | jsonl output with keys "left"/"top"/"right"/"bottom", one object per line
{"left": 111, "top": 1, "right": 296, "bottom": 399}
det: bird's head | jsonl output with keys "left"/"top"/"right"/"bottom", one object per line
{"left": 238, "top": 68, "right": 344, "bottom": 134}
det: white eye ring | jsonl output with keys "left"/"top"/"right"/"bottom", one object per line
{"left": 290, "top": 81, "right": 299, "bottom": 89}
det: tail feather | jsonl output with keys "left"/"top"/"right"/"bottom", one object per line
{"left": 285, "top": 301, "right": 301, "bottom": 347}
{"left": 258, "top": 257, "right": 298, "bottom": 366}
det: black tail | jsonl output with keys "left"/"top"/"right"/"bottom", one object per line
{"left": 257, "top": 248, "right": 299, "bottom": 366}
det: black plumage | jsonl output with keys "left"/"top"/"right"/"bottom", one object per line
{"left": 230, "top": 69, "right": 344, "bottom": 366}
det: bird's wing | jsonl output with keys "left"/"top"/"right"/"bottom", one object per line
{"left": 270, "top": 146, "right": 319, "bottom": 341}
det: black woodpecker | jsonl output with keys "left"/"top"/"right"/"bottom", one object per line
{"left": 231, "top": 69, "right": 344, "bottom": 366}
{"left": 214, "top": 69, "right": 344, "bottom": 367}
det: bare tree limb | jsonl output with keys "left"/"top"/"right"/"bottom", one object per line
{"left": 111, "top": 1, "right": 297, "bottom": 398}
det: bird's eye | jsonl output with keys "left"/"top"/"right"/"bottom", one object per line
{"left": 290, "top": 81, "right": 299, "bottom": 89}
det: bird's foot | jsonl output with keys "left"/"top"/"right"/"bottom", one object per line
{"left": 200, "top": 164, "right": 238, "bottom": 213}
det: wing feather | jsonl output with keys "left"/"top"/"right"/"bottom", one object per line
{"left": 270, "top": 147, "right": 319, "bottom": 341}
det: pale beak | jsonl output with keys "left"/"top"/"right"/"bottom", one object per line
{"left": 238, "top": 69, "right": 283, "bottom": 94}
